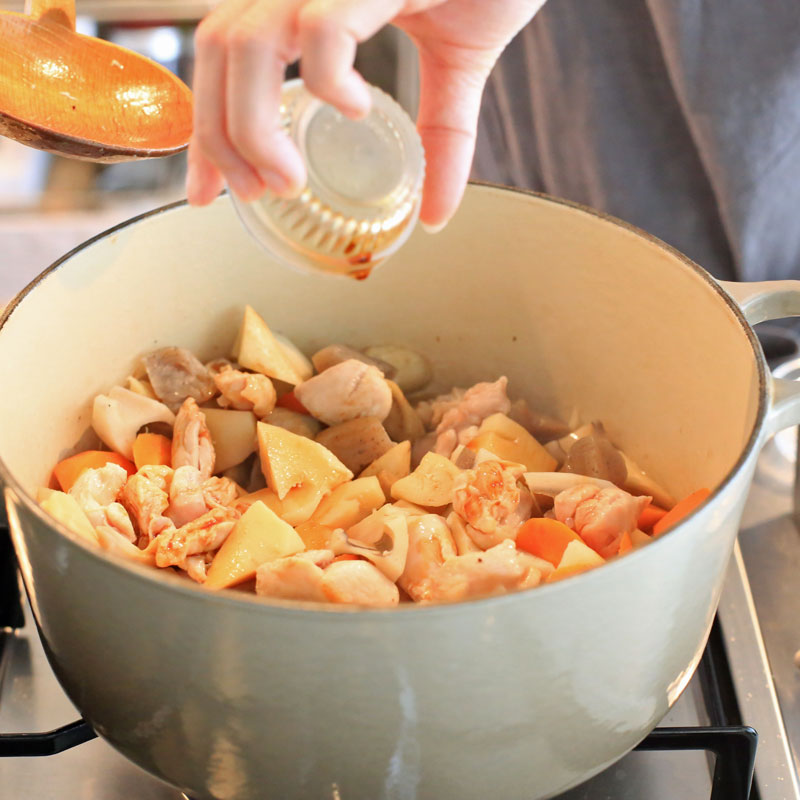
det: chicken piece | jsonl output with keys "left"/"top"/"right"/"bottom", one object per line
{"left": 143, "top": 347, "right": 216, "bottom": 412}
{"left": 184, "top": 554, "right": 211, "bottom": 583}
{"left": 451, "top": 460, "right": 533, "bottom": 549}
{"left": 69, "top": 463, "right": 136, "bottom": 542}
{"left": 415, "top": 387, "right": 466, "bottom": 430}
{"left": 320, "top": 560, "right": 400, "bottom": 607}
{"left": 432, "top": 378, "right": 511, "bottom": 458}
{"left": 206, "top": 358, "right": 234, "bottom": 377}
{"left": 120, "top": 465, "right": 175, "bottom": 546}
{"left": 172, "top": 398, "right": 215, "bottom": 480}
{"left": 256, "top": 556, "right": 328, "bottom": 602}
{"left": 155, "top": 506, "right": 240, "bottom": 569}
{"left": 95, "top": 526, "right": 158, "bottom": 565}
{"left": 203, "top": 476, "right": 240, "bottom": 508}
{"left": 423, "top": 541, "right": 547, "bottom": 604}
{"left": 294, "top": 359, "right": 392, "bottom": 426}
{"left": 397, "top": 514, "right": 457, "bottom": 603}
{"left": 167, "top": 465, "right": 207, "bottom": 528}
{"left": 214, "top": 369, "right": 277, "bottom": 418}
{"left": 554, "top": 483, "right": 650, "bottom": 558}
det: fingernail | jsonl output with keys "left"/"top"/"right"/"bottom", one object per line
{"left": 260, "top": 169, "right": 288, "bottom": 194}
{"left": 260, "top": 169, "right": 299, "bottom": 198}
{"left": 231, "top": 178, "right": 266, "bottom": 203}
{"left": 421, "top": 220, "right": 447, "bottom": 235}
{"left": 340, "top": 74, "right": 372, "bottom": 119}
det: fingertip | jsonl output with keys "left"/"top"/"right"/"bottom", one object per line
{"left": 186, "top": 153, "right": 225, "bottom": 207}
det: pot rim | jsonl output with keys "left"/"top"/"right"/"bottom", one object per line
{"left": 0, "top": 183, "right": 768, "bottom": 618}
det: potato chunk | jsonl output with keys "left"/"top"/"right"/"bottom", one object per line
{"left": 390, "top": 452, "right": 462, "bottom": 508}
{"left": 257, "top": 422, "right": 352, "bottom": 499}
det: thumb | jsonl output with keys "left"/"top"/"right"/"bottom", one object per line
{"left": 414, "top": 50, "right": 492, "bottom": 231}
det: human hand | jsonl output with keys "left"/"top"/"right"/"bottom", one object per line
{"left": 187, "top": 0, "right": 546, "bottom": 230}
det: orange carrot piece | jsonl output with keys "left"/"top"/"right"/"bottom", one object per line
{"left": 332, "top": 554, "right": 361, "bottom": 562}
{"left": 653, "top": 488, "right": 711, "bottom": 537}
{"left": 618, "top": 530, "right": 633, "bottom": 555}
{"left": 133, "top": 433, "right": 172, "bottom": 470}
{"left": 516, "top": 518, "right": 581, "bottom": 566}
{"left": 276, "top": 391, "right": 310, "bottom": 416}
{"left": 53, "top": 450, "right": 136, "bottom": 492}
{"left": 638, "top": 503, "right": 668, "bottom": 532}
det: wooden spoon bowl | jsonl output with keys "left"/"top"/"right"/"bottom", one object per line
{"left": 0, "top": 0, "right": 193, "bottom": 162}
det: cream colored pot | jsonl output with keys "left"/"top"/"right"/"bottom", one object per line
{"left": 2, "top": 185, "right": 799, "bottom": 800}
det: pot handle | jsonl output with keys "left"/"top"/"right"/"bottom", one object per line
{"left": 719, "top": 280, "right": 800, "bottom": 435}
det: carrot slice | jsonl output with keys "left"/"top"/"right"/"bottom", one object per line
{"left": 132, "top": 433, "right": 172, "bottom": 470}
{"left": 53, "top": 450, "right": 136, "bottom": 492}
{"left": 652, "top": 488, "right": 711, "bottom": 537}
{"left": 617, "top": 530, "right": 633, "bottom": 555}
{"left": 276, "top": 391, "right": 310, "bottom": 415}
{"left": 546, "top": 563, "right": 593, "bottom": 583}
{"left": 638, "top": 502, "right": 668, "bottom": 532}
{"left": 516, "top": 518, "right": 581, "bottom": 566}
{"left": 332, "top": 554, "right": 362, "bottom": 562}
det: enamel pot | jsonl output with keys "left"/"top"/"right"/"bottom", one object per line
{"left": 2, "top": 185, "right": 799, "bottom": 800}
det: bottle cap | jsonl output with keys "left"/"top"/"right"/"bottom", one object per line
{"left": 231, "top": 79, "right": 425, "bottom": 279}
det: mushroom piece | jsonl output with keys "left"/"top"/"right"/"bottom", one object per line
{"left": 311, "top": 344, "right": 396, "bottom": 379}
{"left": 294, "top": 359, "right": 392, "bottom": 425}
{"left": 143, "top": 347, "right": 216, "bottom": 412}
{"left": 92, "top": 386, "right": 176, "bottom": 460}
{"left": 330, "top": 506, "right": 409, "bottom": 582}
{"left": 562, "top": 435, "right": 628, "bottom": 487}
{"left": 362, "top": 345, "right": 432, "bottom": 394}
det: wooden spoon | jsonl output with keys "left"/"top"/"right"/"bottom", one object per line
{"left": 0, "top": 0, "right": 193, "bottom": 162}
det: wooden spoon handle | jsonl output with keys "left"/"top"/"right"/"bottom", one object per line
{"left": 24, "top": 0, "right": 75, "bottom": 30}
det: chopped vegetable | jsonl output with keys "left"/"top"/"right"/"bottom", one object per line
{"left": 311, "top": 344, "right": 396, "bottom": 378}
{"left": 92, "top": 386, "right": 175, "bottom": 460}
{"left": 275, "top": 391, "right": 310, "bottom": 416}
{"left": 205, "top": 500, "right": 305, "bottom": 590}
{"left": 359, "top": 440, "right": 411, "bottom": 497}
{"left": 39, "top": 490, "right": 100, "bottom": 544}
{"left": 54, "top": 450, "right": 136, "bottom": 492}
{"left": 362, "top": 345, "right": 432, "bottom": 394}
{"left": 315, "top": 416, "right": 394, "bottom": 474}
{"left": 391, "top": 452, "right": 462, "bottom": 508}
{"left": 233, "top": 305, "right": 303, "bottom": 385}
{"left": 516, "top": 518, "right": 580, "bottom": 566}
{"left": 546, "top": 539, "right": 605, "bottom": 583}
{"left": 132, "top": 433, "right": 172, "bottom": 470}
{"left": 652, "top": 488, "right": 711, "bottom": 536}
{"left": 637, "top": 502, "right": 668, "bottom": 532}
{"left": 203, "top": 408, "right": 257, "bottom": 473}
{"left": 257, "top": 422, "right": 352, "bottom": 500}
{"left": 617, "top": 530, "right": 633, "bottom": 555}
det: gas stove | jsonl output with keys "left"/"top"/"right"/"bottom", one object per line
{"left": 2, "top": 354, "right": 800, "bottom": 800}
